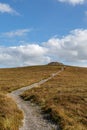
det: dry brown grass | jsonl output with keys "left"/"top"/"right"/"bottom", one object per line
{"left": 21, "top": 66, "right": 87, "bottom": 130}
{"left": 0, "top": 65, "right": 61, "bottom": 92}
{"left": 0, "top": 65, "right": 61, "bottom": 130}
{"left": 0, "top": 92, "right": 23, "bottom": 130}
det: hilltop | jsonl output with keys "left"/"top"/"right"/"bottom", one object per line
{"left": 48, "top": 61, "right": 64, "bottom": 66}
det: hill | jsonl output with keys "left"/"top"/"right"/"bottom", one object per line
{"left": 21, "top": 66, "right": 87, "bottom": 130}
{"left": 0, "top": 65, "right": 87, "bottom": 130}
{"left": 48, "top": 61, "right": 64, "bottom": 66}
{"left": 0, "top": 65, "right": 61, "bottom": 130}
{"left": 0, "top": 65, "right": 61, "bottom": 92}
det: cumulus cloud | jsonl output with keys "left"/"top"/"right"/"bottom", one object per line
{"left": 57, "top": 0, "right": 86, "bottom": 5}
{"left": 44, "top": 29, "right": 87, "bottom": 66}
{"left": 0, "top": 44, "right": 50, "bottom": 67}
{"left": 0, "top": 3, "right": 19, "bottom": 15}
{"left": 0, "top": 29, "right": 87, "bottom": 67}
{"left": 2, "top": 29, "right": 31, "bottom": 38}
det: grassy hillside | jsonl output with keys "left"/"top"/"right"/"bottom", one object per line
{"left": 0, "top": 65, "right": 61, "bottom": 130}
{"left": 21, "top": 66, "right": 87, "bottom": 130}
{"left": 0, "top": 65, "right": 61, "bottom": 92}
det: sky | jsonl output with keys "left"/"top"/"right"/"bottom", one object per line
{"left": 0, "top": 0, "right": 87, "bottom": 67}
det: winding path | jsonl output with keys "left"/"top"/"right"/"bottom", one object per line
{"left": 10, "top": 68, "right": 64, "bottom": 130}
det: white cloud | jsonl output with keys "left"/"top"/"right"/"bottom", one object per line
{"left": 44, "top": 29, "right": 87, "bottom": 67}
{"left": 58, "top": 0, "right": 86, "bottom": 5}
{"left": 0, "top": 44, "right": 50, "bottom": 67}
{"left": 2, "top": 29, "right": 31, "bottom": 38}
{"left": 0, "top": 29, "right": 87, "bottom": 67}
{"left": 0, "top": 3, "right": 19, "bottom": 15}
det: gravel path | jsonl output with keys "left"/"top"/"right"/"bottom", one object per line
{"left": 10, "top": 68, "right": 63, "bottom": 130}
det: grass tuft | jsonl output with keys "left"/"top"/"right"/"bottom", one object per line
{"left": 0, "top": 92, "right": 23, "bottom": 130}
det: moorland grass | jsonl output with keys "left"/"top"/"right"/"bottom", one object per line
{"left": 21, "top": 66, "right": 87, "bottom": 130}
{"left": 0, "top": 92, "right": 23, "bottom": 130}
{"left": 0, "top": 65, "right": 61, "bottom": 92}
{"left": 0, "top": 65, "right": 61, "bottom": 130}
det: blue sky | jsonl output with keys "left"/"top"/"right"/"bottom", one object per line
{"left": 0, "top": 0, "right": 87, "bottom": 67}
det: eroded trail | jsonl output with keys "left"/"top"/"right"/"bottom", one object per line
{"left": 10, "top": 68, "right": 63, "bottom": 130}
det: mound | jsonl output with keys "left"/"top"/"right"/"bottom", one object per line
{"left": 47, "top": 62, "right": 64, "bottom": 66}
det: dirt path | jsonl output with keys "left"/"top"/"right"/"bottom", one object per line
{"left": 10, "top": 68, "right": 63, "bottom": 130}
